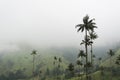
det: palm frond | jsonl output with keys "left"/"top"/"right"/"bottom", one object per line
{"left": 31, "top": 50, "right": 37, "bottom": 55}
{"left": 89, "top": 32, "right": 98, "bottom": 40}
{"left": 80, "top": 40, "right": 85, "bottom": 45}
{"left": 88, "top": 18, "right": 95, "bottom": 24}
{"left": 83, "top": 15, "right": 89, "bottom": 24}
{"left": 78, "top": 50, "right": 86, "bottom": 58}
{"left": 54, "top": 56, "right": 57, "bottom": 60}
{"left": 75, "top": 24, "right": 85, "bottom": 32}
{"left": 76, "top": 60, "right": 83, "bottom": 66}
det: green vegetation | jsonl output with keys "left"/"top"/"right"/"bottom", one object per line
{"left": 0, "top": 15, "right": 119, "bottom": 80}
{"left": 0, "top": 46, "right": 120, "bottom": 80}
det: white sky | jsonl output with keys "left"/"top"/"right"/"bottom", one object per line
{"left": 0, "top": 0, "right": 120, "bottom": 49}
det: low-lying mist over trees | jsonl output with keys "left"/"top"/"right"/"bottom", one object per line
{"left": 0, "top": 0, "right": 120, "bottom": 80}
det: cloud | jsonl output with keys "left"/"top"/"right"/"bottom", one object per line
{"left": 0, "top": 0, "right": 120, "bottom": 47}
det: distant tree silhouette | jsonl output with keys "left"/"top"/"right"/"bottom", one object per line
{"left": 77, "top": 50, "right": 86, "bottom": 80}
{"left": 76, "top": 60, "right": 83, "bottom": 68}
{"left": 58, "top": 57, "right": 62, "bottom": 68}
{"left": 92, "top": 54, "right": 96, "bottom": 66}
{"left": 107, "top": 49, "right": 115, "bottom": 80}
{"left": 93, "top": 54, "right": 96, "bottom": 58}
{"left": 53, "top": 56, "right": 57, "bottom": 79}
{"left": 75, "top": 15, "right": 97, "bottom": 80}
{"left": 115, "top": 55, "right": 120, "bottom": 65}
{"left": 58, "top": 57, "right": 62, "bottom": 80}
{"left": 76, "top": 60, "right": 83, "bottom": 80}
{"left": 85, "top": 62, "right": 92, "bottom": 68}
{"left": 53, "top": 56, "right": 62, "bottom": 79}
{"left": 98, "top": 57, "right": 102, "bottom": 69}
{"left": 100, "top": 66, "right": 104, "bottom": 80}
{"left": 78, "top": 50, "right": 86, "bottom": 58}
{"left": 54, "top": 56, "right": 57, "bottom": 61}
{"left": 98, "top": 57, "right": 102, "bottom": 65}
{"left": 31, "top": 50, "right": 37, "bottom": 80}
{"left": 53, "top": 56, "right": 57, "bottom": 68}
{"left": 68, "top": 63, "right": 74, "bottom": 77}
{"left": 84, "top": 61, "right": 92, "bottom": 75}
{"left": 107, "top": 49, "right": 114, "bottom": 66}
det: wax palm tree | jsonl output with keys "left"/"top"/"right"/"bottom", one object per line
{"left": 80, "top": 35, "right": 92, "bottom": 46}
{"left": 53, "top": 56, "right": 57, "bottom": 66}
{"left": 78, "top": 50, "right": 86, "bottom": 58}
{"left": 77, "top": 50, "right": 86, "bottom": 67}
{"left": 58, "top": 57, "right": 62, "bottom": 68}
{"left": 76, "top": 60, "right": 83, "bottom": 80}
{"left": 58, "top": 57, "right": 63, "bottom": 79}
{"left": 77, "top": 50, "right": 85, "bottom": 80}
{"left": 89, "top": 32, "right": 98, "bottom": 65}
{"left": 84, "top": 61, "right": 92, "bottom": 79}
{"left": 93, "top": 54, "right": 96, "bottom": 58}
{"left": 68, "top": 63, "right": 74, "bottom": 77}
{"left": 31, "top": 50, "right": 37, "bottom": 80}
{"left": 53, "top": 56, "right": 57, "bottom": 77}
{"left": 75, "top": 15, "right": 97, "bottom": 80}
{"left": 76, "top": 60, "right": 83, "bottom": 67}
{"left": 54, "top": 56, "right": 57, "bottom": 61}
{"left": 92, "top": 54, "right": 96, "bottom": 66}
{"left": 98, "top": 57, "right": 102, "bottom": 66}
{"left": 107, "top": 49, "right": 115, "bottom": 80}
{"left": 107, "top": 49, "right": 115, "bottom": 66}
{"left": 98, "top": 57, "right": 103, "bottom": 80}
{"left": 85, "top": 62, "right": 92, "bottom": 68}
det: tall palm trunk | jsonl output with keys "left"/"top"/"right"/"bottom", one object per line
{"left": 85, "top": 29, "right": 88, "bottom": 80}
{"left": 110, "top": 57, "right": 112, "bottom": 80}
{"left": 90, "top": 44, "right": 93, "bottom": 80}
{"left": 33, "top": 55, "right": 35, "bottom": 80}
{"left": 80, "top": 65, "right": 83, "bottom": 80}
{"left": 91, "top": 44, "right": 93, "bottom": 65}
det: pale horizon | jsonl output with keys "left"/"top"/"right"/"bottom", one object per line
{"left": 0, "top": 0, "right": 120, "bottom": 50}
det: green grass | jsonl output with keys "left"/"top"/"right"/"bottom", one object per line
{"left": 66, "top": 70, "right": 120, "bottom": 80}
{"left": 101, "top": 49, "right": 120, "bottom": 67}
{"left": 0, "top": 48, "right": 120, "bottom": 80}
{"left": 0, "top": 49, "right": 69, "bottom": 77}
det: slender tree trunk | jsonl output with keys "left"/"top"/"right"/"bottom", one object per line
{"left": 33, "top": 55, "right": 35, "bottom": 80}
{"left": 59, "top": 62, "right": 61, "bottom": 80}
{"left": 80, "top": 66, "right": 82, "bottom": 80}
{"left": 90, "top": 44, "right": 93, "bottom": 80}
{"left": 91, "top": 44, "right": 93, "bottom": 65}
{"left": 79, "top": 66, "right": 81, "bottom": 80}
{"left": 110, "top": 57, "right": 112, "bottom": 80}
{"left": 85, "top": 29, "right": 88, "bottom": 80}
{"left": 54, "top": 60, "right": 57, "bottom": 80}
{"left": 54, "top": 64, "right": 55, "bottom": 80}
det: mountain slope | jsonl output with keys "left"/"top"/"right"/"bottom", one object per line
{"left": 101, "top": 48, "right": 120, "bottom": 67}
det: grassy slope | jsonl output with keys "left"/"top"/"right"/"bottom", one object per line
{"left": 0, "top": 47, "right": 120, "bottom": 80}
{"left": 0, "top": 49, "right": 69, "bottom": 77}
{"left": 68, "top": 48, "right": 120, "bottom": 80}
{"left": 101, "top": 48, "right": 120, "bottom": 67}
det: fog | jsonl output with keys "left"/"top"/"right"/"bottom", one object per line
{"left": 0, "top": 0, "right": 120, "bottom": 50}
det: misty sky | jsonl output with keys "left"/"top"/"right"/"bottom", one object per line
{"left": 0, "top": 0, "right": 120, "bottom": 50}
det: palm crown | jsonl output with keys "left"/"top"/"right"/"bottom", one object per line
{"left": 107, "top": 49, "right": 114, "bottom": 57}
{"left": 89, "top": 31, "right": 98, "bottom": 40}
{"left": 76, "top": 60, "right": 83, "bottom": 66}
{"left": 78, "top": 50, "right": 86, "bottom": 58}
{"left": 31, "top": 50, "right": 37, "bottom": 55}
{"left": 75, "top": 15, "right": 97, "bottom": 32}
